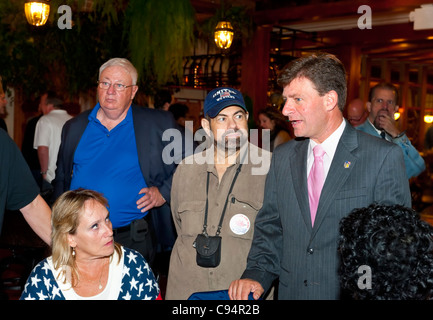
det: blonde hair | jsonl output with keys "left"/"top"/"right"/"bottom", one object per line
{"left": 51, "top": 188, "right": 122, "bottom": 286}
{"left": 99, "top": 58, "right": 138, "bottom": 85}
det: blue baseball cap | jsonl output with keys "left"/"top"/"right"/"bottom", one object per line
{"left": 203, "top": 87, "right": 247, "bottom": 118}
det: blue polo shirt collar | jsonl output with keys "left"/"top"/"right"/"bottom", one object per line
{"left": 88, "top": 103, "right": 133, "bottom": 127}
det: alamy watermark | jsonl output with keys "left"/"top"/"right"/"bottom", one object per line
{"left": 57, "top": 5, "right": 374, "bottom": 30}
{"left": 53, "top": 4, "right": 372, "bottom": 176}
{"left": 161, "top": 121, "right": 271, "bottom": 176}
{"left": 357, "top": 5, "right": 372, "bottom": 29}
{"left": 357, "top": 265, "right": 372, "bottom": 290}
{"left": 57, "top": 5, "right": 72, "bottom": 29}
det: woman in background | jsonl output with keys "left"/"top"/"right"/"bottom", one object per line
{"left": 258, "top": 107, "right": 292, "bottom": 151}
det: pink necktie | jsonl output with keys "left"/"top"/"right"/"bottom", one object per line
{"left": 308, "top": 145, "right": 326, "bottom": 226}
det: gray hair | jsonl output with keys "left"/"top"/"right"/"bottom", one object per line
{"left": 99, "top": 58, "right": 138, "bottom": 85}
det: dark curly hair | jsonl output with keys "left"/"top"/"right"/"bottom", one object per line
{"left": 338, "top": 203, "right": 433, "bottom": 300}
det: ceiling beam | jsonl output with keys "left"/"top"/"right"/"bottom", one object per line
{"left": 189, "top": 0, "right": 433, "bottom": 28}
{"left": 253, "top": 0, "right": 433, "bottom": 26}
{"left": 319, "top": 23, "right": 433, "bottom": 45}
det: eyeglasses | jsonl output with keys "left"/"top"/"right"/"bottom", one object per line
{"left": 97, "top": 81, "right": 135, "bottom": 92}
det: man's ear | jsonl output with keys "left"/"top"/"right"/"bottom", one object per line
{"left": 130, "top": 85, "right": 139, "bottom": 101}
{"left": 366, "top": 101, "right": 372, "bottom": 113}
{"left": 201, "top": 117, "right": 210, "bottom": 135}
{"left": 324, "top": 90, "right": 339, "bottom": 111}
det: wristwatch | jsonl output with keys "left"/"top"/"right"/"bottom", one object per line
{"left": 393, "top": 131, "right": 406, "bottom": 139}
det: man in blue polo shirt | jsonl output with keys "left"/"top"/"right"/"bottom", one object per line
{"left": 69, "top": 100, "right": 149, "bottom": 229}
{"left": 53, "top": 58, "right": 179, "bottom": 269}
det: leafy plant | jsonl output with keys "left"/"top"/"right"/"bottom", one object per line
{"left": 126, "top": 0, "right": 195, "bottom": 94}
{"left": 0, "top": 0, "right": 253, "bottom": 99}
{"left": 0, "top": 0, "right": 195, "bottom": 97}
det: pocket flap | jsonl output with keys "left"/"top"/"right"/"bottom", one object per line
{"left": 195, "top": 234, "right": 221, "bottom": 256}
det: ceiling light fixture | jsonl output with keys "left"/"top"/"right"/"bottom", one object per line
{"left": 24, "top": 0, "right": 50, "bottom": 26}
{"left": 214, "top": 20, "right": 234, "bottom": 50}
{"left": 425, "top": 115, "right": 433, "bottom": 123}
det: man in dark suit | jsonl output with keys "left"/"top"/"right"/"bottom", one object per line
{"left": 53, "top": 58, "right": 180, "bottom": 271}
{"left": 229, "top": 53, "right": 411, "bottom": 300}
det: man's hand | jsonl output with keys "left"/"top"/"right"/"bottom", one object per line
{"left": 137, "top": 186, "right": 166, "bottom": 212}
{"left": 377, "top": 110, "right": 400, "bottom": 137}
{"left": 228, "top": 279, "right": 264, "bottom": 300}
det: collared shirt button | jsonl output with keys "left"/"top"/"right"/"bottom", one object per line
{"left": 307, "top": 247, "right": 314, "bottom": 254}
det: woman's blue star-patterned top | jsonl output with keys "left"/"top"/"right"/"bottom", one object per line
{"left": 20, "top": 246, "right": 160, "bottom": 300}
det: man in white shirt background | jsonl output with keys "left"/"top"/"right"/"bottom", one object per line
{"left": 34, "top": 91, "right": 73, "bottom": 203}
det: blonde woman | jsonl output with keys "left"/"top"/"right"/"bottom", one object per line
{"left": 20, "top": 188, "right": 161, "bottom": 300}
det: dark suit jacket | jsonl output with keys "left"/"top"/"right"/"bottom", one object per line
{"left": 242, "top": 121, "right": 412, "bottom": 300}
{"left": 53, "top": 104, "right": 181, "bottom": 247}
{"left": 0, "top": 118, "right": 7, "bottom": 132}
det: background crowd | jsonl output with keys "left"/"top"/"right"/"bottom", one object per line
{"left": 0, "top": 52, "right": 430, "bottom": 301}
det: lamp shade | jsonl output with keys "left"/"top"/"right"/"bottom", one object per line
{"left": 214, "top": 21, "right": 234, "bottom": 50}
{"left": 24, "top": 1, "right": 50, "bottom": 26}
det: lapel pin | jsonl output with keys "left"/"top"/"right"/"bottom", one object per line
{"left": 344, "top": 161, "right": 351, "bottom": 168}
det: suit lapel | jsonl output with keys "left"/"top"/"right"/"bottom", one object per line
{"left": 132, "top": 105, "right": 151, "bottom": 183}
{"left": 311, "top": 124, "right": 358, "bottom": 235}
{"left": 290, "top": 139, "right": 312, "bottom": 230}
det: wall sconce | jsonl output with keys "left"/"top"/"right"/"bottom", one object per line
{"left": 394, "top": 107, "right": 404, "bottom": 120}
{"left": 425, "top": 115, "right": 433, "bottom": 123}
{"left": 214, "top": 21, "right": 234, "bottom": 50}
{"left": 25, "top": 0, "right": 50, "bottom": 26}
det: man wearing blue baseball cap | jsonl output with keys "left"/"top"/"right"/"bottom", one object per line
{"left": 165, "top": 87, "right": 273, "bottom": 300}
{"left": 202, "top": 87, "right": 250, "bottom": 160}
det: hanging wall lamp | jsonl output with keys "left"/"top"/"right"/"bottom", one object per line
{"left": 214, "top": 20, "right": 234, "bottom": 50}
{"left": 425, "top": 115, "right": 433, "bottom": 123}
{"left": 25, "top": 0, "right": 50, "bottom": 26}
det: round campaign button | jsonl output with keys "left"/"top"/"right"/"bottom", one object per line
{"left": 230, "top": 214, "right": 250, "bottom": 235}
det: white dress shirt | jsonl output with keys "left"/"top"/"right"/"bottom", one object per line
{"left": 307, "top": 119, "right": 346, "bottom": 179}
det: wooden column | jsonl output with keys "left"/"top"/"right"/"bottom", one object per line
{"left": 419, "top": 65, "right": 428, "bottom": 149}
{"left": 346, "top": 44, "right": 362, "bottom": 105}
{"left": 240, "top": 25, "right": 272, "bottom": 124}
{"left": 329, "top": 44, "right": 362, "bottom": 106}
